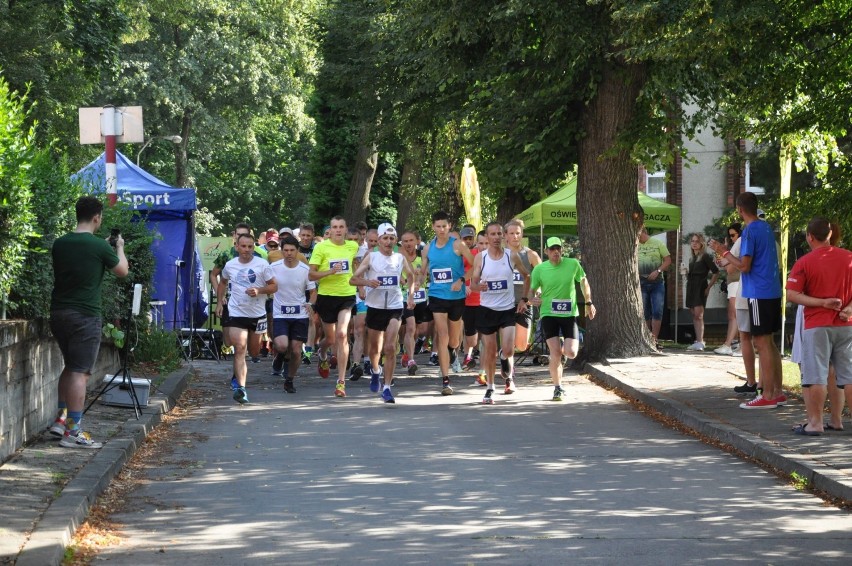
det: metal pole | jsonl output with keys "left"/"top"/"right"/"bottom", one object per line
{"left": 101, "top": 105, "right": 118, "bottom": 206}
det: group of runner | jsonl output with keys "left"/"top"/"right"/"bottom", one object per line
{"left": 211, "top": 212, "right": 595, "bottom": 405}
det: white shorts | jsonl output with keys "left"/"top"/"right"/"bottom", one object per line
{"left": 727, "top": 281, "right": 739, "bottom": 300}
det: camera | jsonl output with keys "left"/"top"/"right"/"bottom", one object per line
{"left": 175, "top": 259, "right": 186, "bottom": 267}
{"left": 109, "top": 228, "right": 121, "bottom": 248}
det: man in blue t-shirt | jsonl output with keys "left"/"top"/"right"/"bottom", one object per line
{"left": 710, "top": 192, "right": 783, "bottom": 409}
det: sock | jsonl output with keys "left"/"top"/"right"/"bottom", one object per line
{"left": 58, "top": 401, "right": 67, "bottom": 411}
{"left": 383, "top": 384, "right": 391, "bottom": 391}
{"left": 372, "top": 366, "right": 381, "bottom": 375}
{"left": 67, "top": 411, "right": 83, "bottom": 432}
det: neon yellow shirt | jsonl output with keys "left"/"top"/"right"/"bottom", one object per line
{"left": 309, "top": 239, "right": 359, "bottom": 296}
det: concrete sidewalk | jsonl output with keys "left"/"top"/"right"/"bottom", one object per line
{"left": 2, "top": 348, "right": 850, "bottom": 565}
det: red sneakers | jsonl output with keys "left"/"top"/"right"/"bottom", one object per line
{"left": 739, "top": 395, "right": 778, "bottom": 409}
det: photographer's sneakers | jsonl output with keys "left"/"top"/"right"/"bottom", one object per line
{"left": 59, "top": 429, "right": 102, "bottom": 449}
{"left": 48, "top": 415, "right": 67, "bottom": 438}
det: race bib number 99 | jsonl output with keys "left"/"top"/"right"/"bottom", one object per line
{"left": 330, "top": 259, "right": 350, "bottom": 273}
{"left": 551, "top": 299, "right": 572, "bottom": 313}
{"left": 486, "top": 279, "right": 509, "bottom": 292}
{"left": 377, "top": 274, "right": 399, "bottom": 289}
{"left": 431, "top": 268, "right": 452, "bottom": 284}
{"left": 280, "top": 304, "right": 302, "bottom": 316}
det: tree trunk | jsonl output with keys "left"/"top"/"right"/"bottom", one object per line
{"left": 396, "top": 140, "right": 424, "bottom": 232}
{"left": 442, "top": 154, "right": 463, "bottom": 224}
{"left": 344, "top": 125, "right": 378, "bottom": 225}
{"left": 175, "top": 108, "right": 192, "bottom": 188}
{"left": 577, "top": 60, "right": 654, "bottom": 361}
{"left": 496, "top": 186, "right": 530, "bottom": 225}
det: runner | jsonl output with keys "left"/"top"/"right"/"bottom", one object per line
{"left": 504, "top": 219, "right": 542, "bottom": 354}
{"left": 420, "top": 211, "right": 475, "bottom": 395}
{"left": 400, "top": 230, "right": 431, "bottom": 375}
{"left": 348, "top": 226, "right": 369, "bottom": 381}
{"left": 460, "top": 225, "right": 486, "bottom": 386}
{"left": 309, "top": 216, "right": 360, "bottom": 397}
{"left": 270, "top": 235, "right": 317, "bottom": 393}
{"left": 216, "top": 233, "right": 277, "bottom": 404}
{"left": 350, "top": 224, "right": 417, "bottom": 403}
{"left": 529, "top": 237, "right": 596, "bottom": 401}
{"left": 471, "top": 222, "right": 530, "bottom": 404}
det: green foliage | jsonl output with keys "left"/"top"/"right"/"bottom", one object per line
{"left": 0, "top": 75, "right": 37, "bottom": 303}
{"left": 102, "top": 322, "right": 125, "bottom": 349}
{"left": 8, "top": 150, "right": 81, "bottom": 319}
{"left": 97, "top": 202, "right": 156, "bottom": 326}
{"left": 131, "top": 327, "right": 182, "bottom": 376}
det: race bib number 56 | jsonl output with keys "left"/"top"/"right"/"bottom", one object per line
{"left": 377, "top": 274, "right": 399, "bottom": 289}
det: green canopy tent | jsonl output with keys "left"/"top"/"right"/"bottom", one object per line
{"left": 516, "top": 177, "right": 681, "bottom": 236}
{"left": 516, "top": 177, "right": 685, "bottom": 342}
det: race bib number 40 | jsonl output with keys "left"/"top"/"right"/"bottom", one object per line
{"left": 431, "top": 267, "right": 452, "bottom": 284}
{"left": 330, "top": 259, "right": 350, "bottom": 273}
{"left": 551, "top": 299, "right": 572, "bottom": 313}
{"left": 377, "top": 274, "right": 399, "bottom": 289}
{"left": 486, "top": 279, "right": 509, "bottom": 292}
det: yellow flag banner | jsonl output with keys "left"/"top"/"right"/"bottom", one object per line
{"left": 778, "top": 142, "right": 793, "bottom": 355}
{"left": 198, "top": 236, "right": 232, "bottom": 275}
{"left": 459, "top": 158, "right": 482, "bottom": 231}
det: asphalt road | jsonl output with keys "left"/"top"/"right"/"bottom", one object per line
{"left": 95, "top": 358, "right": 852, "bottom": 565}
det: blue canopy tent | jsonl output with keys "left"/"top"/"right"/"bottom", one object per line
{"left": 72, "top": 151, "right": 208, "bottom": 330}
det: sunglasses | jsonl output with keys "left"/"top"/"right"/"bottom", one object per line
{"left": 728, "top": 232, "right": 738, "bottom": 238}
{"left": 267, "top": 243, "right": 279, "bottom": 249}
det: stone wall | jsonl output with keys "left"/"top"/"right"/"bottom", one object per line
{"left": 0, "top": 320, "right": 118, "bottom": 462}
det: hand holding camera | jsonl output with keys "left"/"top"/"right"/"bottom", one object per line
{"left": 108, "top": 228, "right": 124, "bottom": 248}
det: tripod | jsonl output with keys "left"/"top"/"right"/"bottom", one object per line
{"left": 179, "top": 211, "right": 219, "bottom": 361}
{"left": 85, "top": 310, "right": 143, "bottom": 419}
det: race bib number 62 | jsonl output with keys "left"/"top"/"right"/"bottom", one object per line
{"left": 551, "top": 299, "right": 572, "bottom": 313}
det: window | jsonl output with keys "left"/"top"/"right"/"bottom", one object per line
{"left": 744, "top": 160, "right": 765, "bottom": 195}
{"left": 646, "top": 170, "right": 667, "bottom": 200}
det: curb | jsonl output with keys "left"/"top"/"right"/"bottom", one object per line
{"left": 14, "top": 364, "right": 194, "bottom": 566}
{"left": 585, "top": 362, "right": 852, "bottom": 502}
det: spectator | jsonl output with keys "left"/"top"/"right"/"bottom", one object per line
{"left": 683, "top": 233, "right": 719, "bottom": 351}
{"left": 638, "top": 226, "right": 671, "bottom": 349}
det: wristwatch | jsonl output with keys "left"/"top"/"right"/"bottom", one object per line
{"left": 521, "top": 297, "right": 529, "bottom": 302}
{"left": 585, "top": 301, "right": 594, "bottom": 305}
{"left": 657, "top": 269, "right": 663, "bottom": 274}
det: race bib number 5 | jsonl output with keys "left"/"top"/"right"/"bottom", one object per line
{"left": 551, "top": 299, "right": 572, "bottom": 313}
{"left": 377, "top": 274, "right": 399, "bottom": 289}
{"left": 330, "top": 259, "right": 350, "bottom": 273}
{"left": 431, "top": 267, "right": 452, "bottom": 284}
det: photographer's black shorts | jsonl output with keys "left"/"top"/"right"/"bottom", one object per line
{"left": 50, "top": 309, "right": 101, "bottom": 374}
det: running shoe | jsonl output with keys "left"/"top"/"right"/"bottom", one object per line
{"left": 714, "top": 344, "right": 734, "bottom": 355}
{"left": 414, "top": 337, "right": 427, "bottom": 354}
{"left": 381, "top": 387, "right": 395, "bottom": 404}
{"left": 552, "top": 386, "right": 565, "bottom": 402}
{"left": 441, "top": 377, "right": 454, "bottom": 396}
{"left": 686, "top": 341, "right": 705, "bottom": 351}
{"left": 499, "top": 357, "right": 510, "bottom": 379}
{"left": 739, "top": 395, "right": 777, "bottom": 410}
{"left": 370, "top": 370, "right": 381, "bottom": 393}
{"left": 407, "top": 359, "right": 418, "bottom": 375}
{"left": 284, "top": 378, "right": 296, "bottom": 394}
{"left": 482, "top": 389, "right": 494, "bottom": 405}
{"left": 429, "top": 352, "right": 439, "bottom": 366}
{"left": 59, "top": 429, "right": 103, "bottom": 449}
{"left": 463, "top": 356, "right": 476, "bottom": 370}
{"left": 230, "top": 375, "right": 238, "bottom": 390}
{"left": 349, "top": 365, "right": 364, "bottom": 381}
{"left": 302, "top": 351, "right": 312, "bottom": 365}
{"left": 318, "top": 358, "right": 331, "bottom": 379}
{"left": 451, "top": 356, "right": 463, "bottom": 374}
{"left": 363, "top": 358, "right": 371, "bottom": 373}
{"left": 48, "top": 415, "right": 67, "bottom": 437}
{"left": 774, "top": 394, "right": 787, "bottom": 406}
{"left": 733, "top": 382, "right": 758, "bottom": 394}
{"left": 401, "top": 353, "right": 410, "bottom": 368}
{"left": 329, "top": 355, "right": 338, "bottom": 369}
{"left": 334, "top": 380, "right": 346, "bottom": 398}
{"left": 233, "top": 387, "right": 249, "bottom": 404}
{"left": 504, "top": 378, "right": 517, "bottom": 394}
{"left": 474, "top": 372, "right": 487, "bottom": 386}
{"left": 250, "top": 356, "right": 261, "bottom": 363}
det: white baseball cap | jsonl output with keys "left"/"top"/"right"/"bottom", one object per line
{"left": 377, "top": 222, "right": 397, "bottom": 236}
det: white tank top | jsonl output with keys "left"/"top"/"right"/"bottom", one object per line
{"left": 365, "top": 251, "right": 405, "bottom": 310}
{"left": 479, "top": 249, "right": 515, "bottom": 311}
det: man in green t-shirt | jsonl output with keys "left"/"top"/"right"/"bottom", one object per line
{"left": 529, "top": 237, "right": 595, "bottom": 401}
{"left": 48, "top": 196, "right": 129, "bottom": 448}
